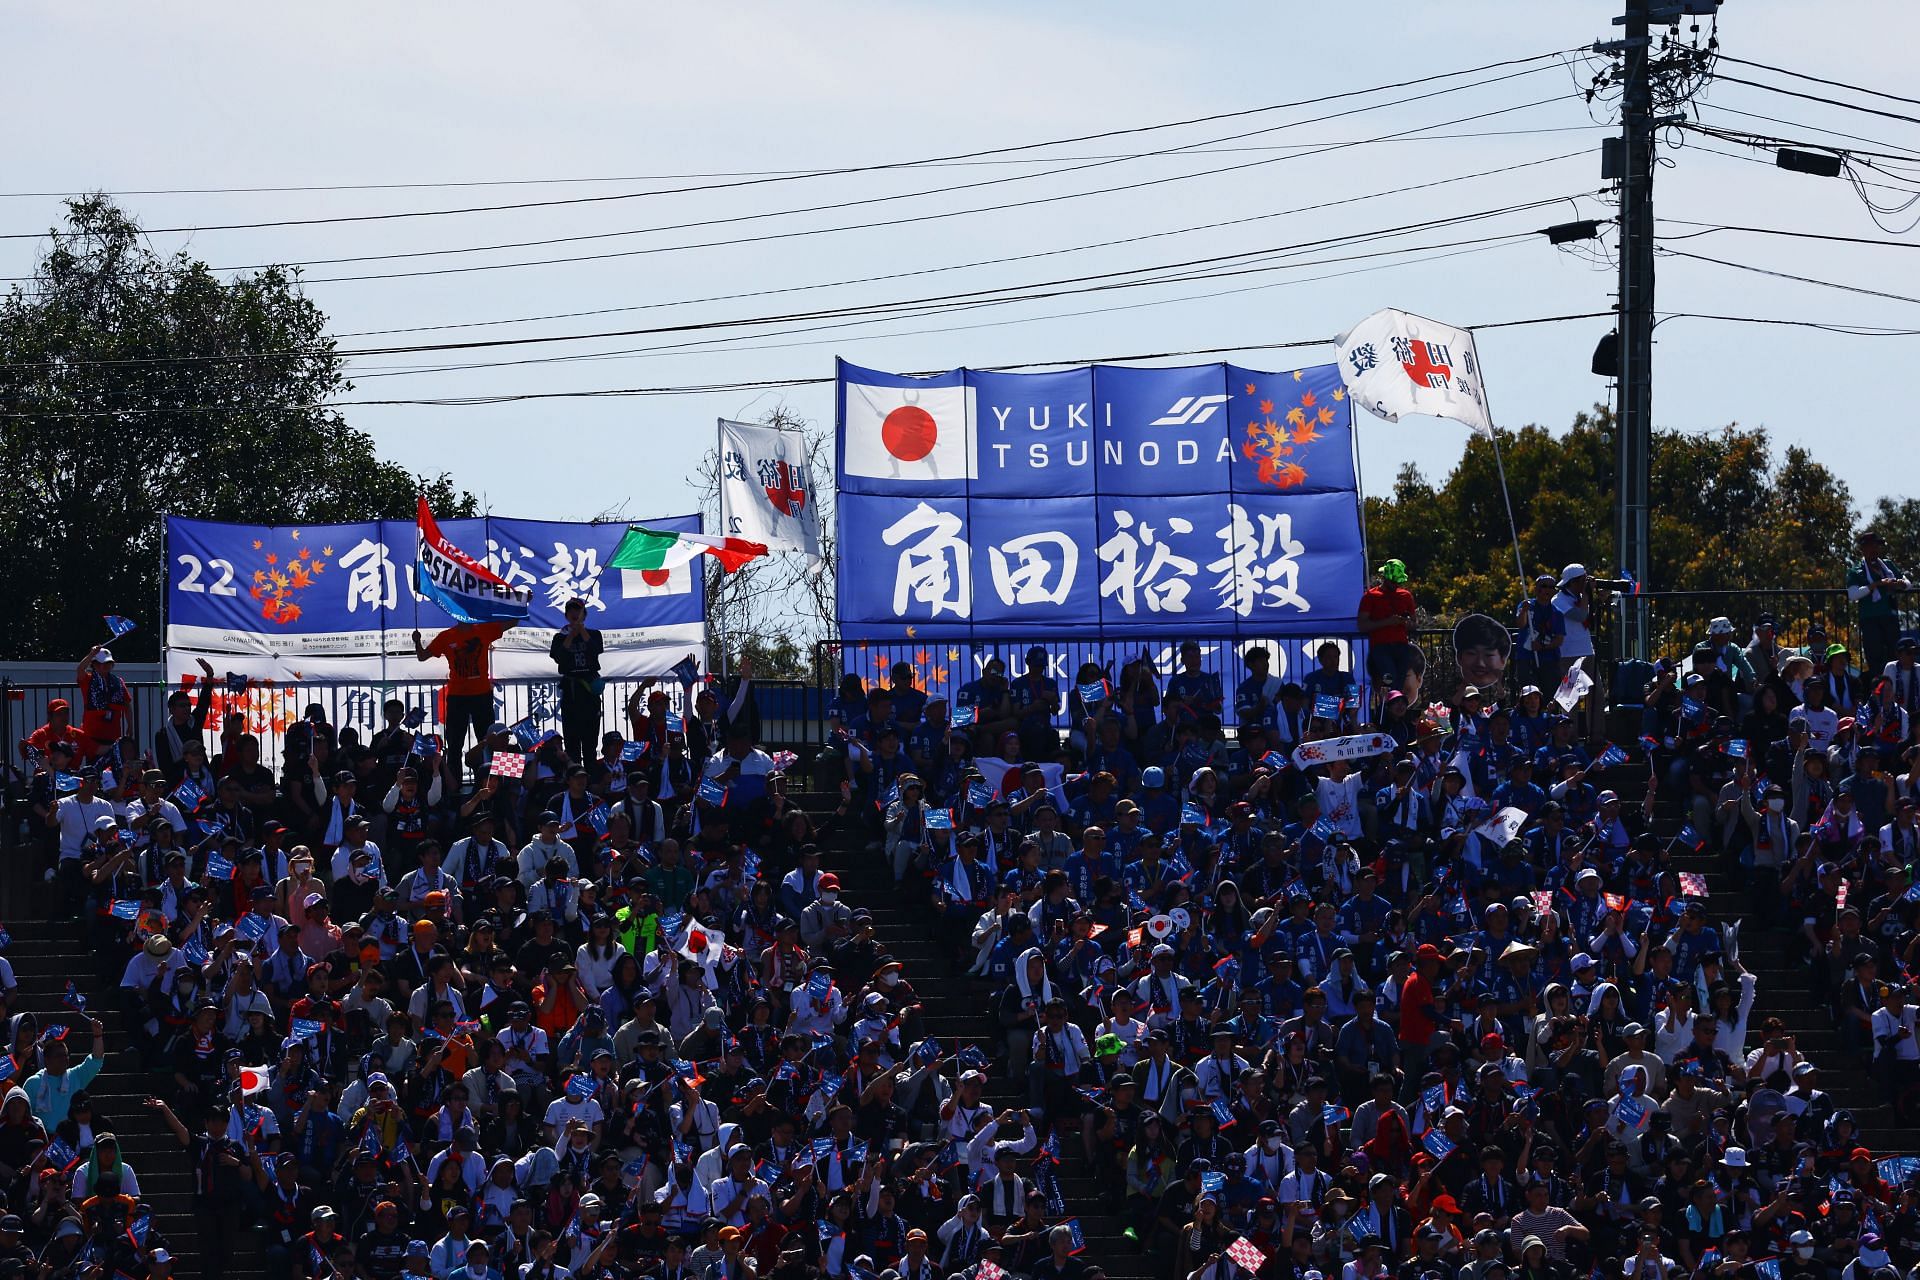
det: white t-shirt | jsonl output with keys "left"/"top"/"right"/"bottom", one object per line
{"left": 1873, "top": 1006, "right": 1920, "bottom": 1061}
{"left": 54, "top": 796, "right": 115, "bottom": 860}
{"left": 1553, "top": 590, "right": 1594, "bottom": 659}
{"left": 542, "top": 1095, "right": 605, "bottom": 1132}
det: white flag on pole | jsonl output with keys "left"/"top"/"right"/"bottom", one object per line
{"left": 1554, "top": 657, "right": 1594, "bottom": 712}
{"left": 1472, "top": 805, "right": 1530, "bottom": 848}
{"left": 717, "top": 419, "right": 822, "bottom": 558}
{"left": 1335, "top": 308, "right": 1493, "bottom": 436}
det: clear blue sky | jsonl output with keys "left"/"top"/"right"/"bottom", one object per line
{"left": 4, "top": 0, "right": 1915, "bottom": 540}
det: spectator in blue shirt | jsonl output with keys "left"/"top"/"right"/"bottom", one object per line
{"left": 1235, "top": 647, "right": 1284, "bottom": 728}
{"left": 1163, "top": 641, "right": 1223, "bottom": 729}
{"left": 1009, "top": 646, "right": 1063, "bottom": 760}
{"left": 1513, "top": 573, "right": 1566, "bottom": 690}
{"left": 885, "top": 661, "right": 929, "bottom": 727}
{"left": 1300, "top": 643, "right": 1361, "bottom": 728}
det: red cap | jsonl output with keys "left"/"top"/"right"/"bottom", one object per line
{"left": 1430, "top": 1195, "right": 1461, "bottom": 1215}
{"left": 1852, "top": 1147, "right": 1874, "bottom": 1162}
{"left": 818, "top": 873, "right": 841, "bottom": 891}
{"left": 1481, "top": 1032, "right": 1504, "bottom": 1053}
{"left": 1416, "top": 944, "right": 1443, "bottom": 964}
{"left": 47, "top": 698, "right": 69, "bottom": 714}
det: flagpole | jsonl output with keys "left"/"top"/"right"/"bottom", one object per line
{"left": 1469, "top": 326, "right": 1526, "bottom": 588}
{"left": 1485, "top": 426, "right": 1527, "bottom": 586}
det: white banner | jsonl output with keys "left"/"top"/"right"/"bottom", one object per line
{"left": 1291, "top": 732, "right": 1395, "bottom": 770}
{"left": 718, "top": 419, "right": 822, "bottom": 558}
{"left": 1335, "top": 308, "right": 1493, "bottom": 436}
{"left": 1472, "top": 804, "right": 1530, "bottom": 847}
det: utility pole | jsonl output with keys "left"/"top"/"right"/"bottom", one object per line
{"left": 1597, "top": 0, "right": 1718, "bottom": 659}
{"left": 1616, "top": 0, "right": 1655, "bottom": 661}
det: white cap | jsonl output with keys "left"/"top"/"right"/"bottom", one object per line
{"left": 1723, "top": 1147, "right": 1747, "bottom": 1167}
{"left": 92, "top": 815, "right": 119, "bottom": 830}
{"left": 96, "top": 648, "right": 115, "bottom": 664}
{"left": 1572, "top": 952, "right": 1596, "bottom": 968}
{"left": 1559, "top": 564, "right": 1588, "bottom": 586}
{"left": 1576, "top": 868, "right": 1601, "bottom": 884}
{"left": 1708, "top": 616, "right": 1734, "bottom": 635}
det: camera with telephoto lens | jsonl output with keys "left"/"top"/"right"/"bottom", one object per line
{"left": 1590, "top": 577, "right": 1635, "bottom": 593}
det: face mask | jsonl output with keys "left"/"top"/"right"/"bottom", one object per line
{"left": 1768, "top": 797, "right": 1786, "bottom": 812}
{"left": 881, "top": 972, "right": 901, "bottom": 988}
{"left": 1266, "top": 1137, "right": 1283, "bottom": 1152}
{"left": 1796, "top": 1248, "right": 1814, "bottom": 1261}
{"left": 821, "top": 893, "right": 839, "bottom": 907}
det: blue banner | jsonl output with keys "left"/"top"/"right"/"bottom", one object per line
{"left": 165, "top": 513, "right": 705, "bottom": 681}
{"left": 835, "top": 358, "right": 1364, "bottom": 639}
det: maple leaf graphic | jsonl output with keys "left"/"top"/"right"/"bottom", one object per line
{"left": 299, "top": 547, "right": 312, "bottom": 560}
{"left": 947, "top": 648, "right": 961, "bottom": 662}
{"left": 251, "top": 539, "right": 263, "bottom": 551}
{"left": 1243, "top": 382, "right": 1256, "bottom": 395}
{"left": 1240, "top": 440, "right": 1259, "bottom": 461}
{"left": 1331, "top": 388, "right": 1346, "bottom": 402}
{"left": 252, "top": 570, "right": 267, "bottom": 585}
{"left": 310, "top": 562, "right": 325, "bottom": 575}
{"left": 264, "top": 552, "right": 278, "bottom": 566}
{"left": 321, "top": 546, "right": 334, "bottom": 557}
{"left": 1318, "top": 406, "right": 1336, "bottom": 426}
{"left": 270, "top": 571, "right": 290, "bottom": 589}
{"left": 1286, "top": 407, "right": 1306, "bottom": 428}
{"left": 914, "top": 649, "right": 931, "bottom": 666}
{"left": 932, "top": 666, "right": 949, "bottom": 684}
{"left": 1274, "top": 462, "right": 1308, "bottom": 487}
{"left": 1291, "top": 423, "right": 1322, "bottom": 445}
{"left": 1299, "top": 391, "right": 1317, "bottom": 408}
{"left": 1291, "top": 370, "right": 1304, "bottom": 382}
{"left": 290, "top": 530, "right": 301, "bottom": 541}
{"left": 278, "top": 602, "right": 302, "bottom": 623}
{"left": 1258, "top": 399, "right": 1274, "bottom": 415}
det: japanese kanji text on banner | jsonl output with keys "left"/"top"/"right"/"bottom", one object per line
{"left": 163, "top": 514, "right": 705, "bottom": 682}
{"left": 833, "top": 358, "right": 1366, "bottom": 640}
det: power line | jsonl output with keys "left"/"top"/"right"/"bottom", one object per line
{"left": 1658, "top": 246, "right": 1920, "bottom": 306}
{"left": 0, "top": 309, "right": 1618, "bottom": 419}
{"left": 348, "top": 233, "right": 1548, "bottom": 381}
{"left": 0, "top": 50, "right": 1575, "bottom": 239}
{"left": 0, "top": 123, "right": 1608, "bottom": 202}
{"left": 255, "top": 96, "right": 1578, "bottom": 288}
{"left": 1655, "top": 219, "right": 1920, "bottom": 249}
{"left": 330, "top": 147, "right": 1593, "bottom": 340}
{"left": 1710, "top": 72, "right": 1920, "bottom": 129}
{"left": 1713, "top": 54, "right": 1920, "bottom": 111}
{"left": 0, "top": 197, "right": 1579, "bottom": 374}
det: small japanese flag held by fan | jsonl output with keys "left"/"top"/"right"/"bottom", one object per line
{"left": 236, "top": 1064, "right": 272, "bottom": 1096}
{"left": 1226, "top": 1236, "right": 1269, "bottom": 1274}
{"left": 1336, "top": 309, "right": 1492, "bottom": 435}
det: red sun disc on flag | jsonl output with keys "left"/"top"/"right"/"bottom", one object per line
{"left": 238, "top": 1067, "right": 267, "bottom": 1092}
{"left": 880, "top": 405, "right": 938, "bottom": 461}
{"left": 641, "top": 569, "right": 669, "bottom": 586}
{"left": 688, "top": 930, "right": 707, "bottom": 954}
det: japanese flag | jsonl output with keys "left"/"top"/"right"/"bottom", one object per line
{"left": 1336, "top": 308, "right": 1493, "bottom": 436}
{"left": 236, "top": 1065, "right": 272, "bottom": 1096}
{"left": 841, "top": 378, "right": 976, "bottom": 481}
{"left": 619, "top": 561, "right": 695, "bottom": 598}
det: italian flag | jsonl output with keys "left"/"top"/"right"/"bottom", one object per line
{"left": 610, "top": 525, "right": 768, "bottom": 577}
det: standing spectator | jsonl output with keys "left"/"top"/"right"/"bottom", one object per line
{"left": 412, "top": 620, "right": 516, "bottom": 785}
{"left": 1849, "top": 529, "right": 1909, "bottom": 676}
{"left": 1358, "top": 559, "right": 1424, "bottom": 712}
{"left": 1514, "top": 574, "right": 1566, "bottom": 692}
{"left": 549, "top": 598, "right": 604, "bottom": 764}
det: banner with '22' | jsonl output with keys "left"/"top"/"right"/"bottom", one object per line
{"left": 835, "top": 358, "right": 1366, "bottom": 640}
{"left": 163, "top": 514, "right": 704, "bottom": 683}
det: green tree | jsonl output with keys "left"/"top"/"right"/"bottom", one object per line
{"left": 0, "top": 197, "right": 473, "bottom": 662}
{"left": 1365, "top": 406, "right": 1860, "bottom": 620}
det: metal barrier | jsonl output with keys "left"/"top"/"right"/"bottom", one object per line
{"left": 2, "top": 676, "right": 820, "bottom": 780}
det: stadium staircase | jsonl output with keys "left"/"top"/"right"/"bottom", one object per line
{"left": 16, "top": 764, "right": 1896, "bottom": 1280}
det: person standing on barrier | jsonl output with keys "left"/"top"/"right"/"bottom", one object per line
{"left": 549, "top": 598, "right": 604, "bottom": 765}
{"left": 413, "top": 619, "right": 514, "bottom": 787}
{"left": 1849, "top": 529, "right": 1909, "bottom": 676}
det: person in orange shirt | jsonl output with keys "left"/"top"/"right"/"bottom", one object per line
{"left": 532, "top": 961, "right": 588, "bottom": 1037}
{"left": 19, "top": 698, "right": 83, "bottom": 763}
{"left": 413, "top": 621, "right": 515, "bottom": 786}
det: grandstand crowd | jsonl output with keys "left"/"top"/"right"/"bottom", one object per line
{"left": 10, "top": 537, "right": 1920, "bottom": 1280}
